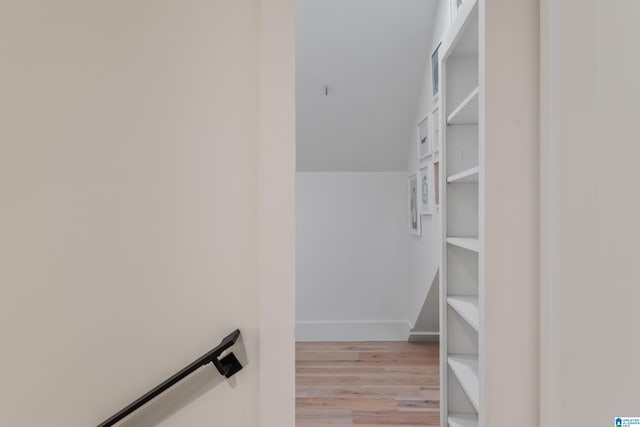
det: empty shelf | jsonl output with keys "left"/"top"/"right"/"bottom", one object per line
{"left": 448, "top": 296, "right": 480, "bottom": 331}
{"left": 447, "top": 166, "right": 479, "bottom": 183}
{"left": 447, "top": 87, "right": 479, "bottom": 125}
{"left": 449, "top": 413, "right": 478, "bottom": 427}
{"left": 447, "top": 237, "right": 480, "bottom": 252}
{"left": 448, "top": 355, "right": 480, "bottom": 412}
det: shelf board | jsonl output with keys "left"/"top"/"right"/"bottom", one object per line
{"left": 449, "top": 413, "right": 478, "bottom": 427}
{"left": 448, "top": 296, "right": 480, "bottom": 331}
{"left": 447, "top": 166, "right": 479, "bottom": 183}
{"left": 447, "top": 87, "right": 479, "bottom": 125}
{"left": 448, "top": 355, "right": 480, "bottom": 412}
{"left": 446, "top": 237, "right": 480, "bottom": 252}
{"left": 442, "top": 0, "right": 479, "bottom": 59}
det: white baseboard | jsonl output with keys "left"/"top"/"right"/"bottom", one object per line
{"left": 408, "top": 331, "right": 440, "bottom": 342}
{"left": 295, "top": 321, "right": 411, "bottom": 342}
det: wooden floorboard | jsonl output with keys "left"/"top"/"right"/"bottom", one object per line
{"left": 296, "top": 341, "right": 440, "bottom": 426}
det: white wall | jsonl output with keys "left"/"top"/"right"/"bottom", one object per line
{"left": 406, "top": 0, "right": 451, "bottom": 331}
{"left": 542, "top": 0, "right": 640, "bottom": 425}
{"left": 296, "top": 0, "right": 438, "bottom": 172}
{"left": 0, "top": 1, "right": 295, "bottom": 426}
{"left": 296, "top": 172, "right": 409, "bottom": 340}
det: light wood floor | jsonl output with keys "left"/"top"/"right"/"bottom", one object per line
{"left": 296, "top": 341, "right": 440, "bottom": 427}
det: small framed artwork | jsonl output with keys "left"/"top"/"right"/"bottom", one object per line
{"left": 431, "top": 106, "right": 441, "bottom": 153}
{"left": 417, "top": 115, "right": 431, "bottom": 160}
{"left": 433, "top": 161, "right": 441, "bottom": 207}
{"left": 418, "top": 163, "right": 432, "bottom": 215}
{"left": 408, "top": 173, "right": 422, "bottom": 235}
{"left": 431, "top": 43, "right": 441, "bottom": 100}
{"left": 450, "top": 0, "right": 464, "bottom": 22}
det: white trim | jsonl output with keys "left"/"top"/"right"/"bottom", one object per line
{"left": 258, "top": 1, "right": 295, "bottom": 427}
{"left": 408, "top": 331, "right": 440, "bottom": 343}
{"left": 439, "top": 49, "right": 449, "bottom": 427}
{"left": 540, "top": 0, "right": 561, "bottom": 426}
{"left": 296, "top": 321, "right": 411, "bottom": 342}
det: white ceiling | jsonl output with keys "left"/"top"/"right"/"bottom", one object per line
{"left": 296, "top": 0, "right": 438, "bottom": 171}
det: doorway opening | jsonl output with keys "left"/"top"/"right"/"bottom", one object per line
{"left": 295, "top": 0, "right": 448, "bottom": 425}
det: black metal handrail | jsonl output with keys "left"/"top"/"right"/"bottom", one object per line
{"left": 97, "top": 329, "right": 243, "bottom": 427}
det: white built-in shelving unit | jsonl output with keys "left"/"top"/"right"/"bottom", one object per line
{"left": 439, "top": 1, "right": 481, "bottom": 426}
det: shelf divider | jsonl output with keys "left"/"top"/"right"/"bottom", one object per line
{"left": 446, "top": 237, "right": 480, "bottom": 253}
{"left": 447, "top": 87, "right": 479, "bottom": 125}
{"left": 447, "top": 166, "right": 479, "bottom": 183}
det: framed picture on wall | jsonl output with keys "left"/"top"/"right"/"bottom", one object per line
{"left": 433, "top": 161, "right": 441, "bottom": 207}
{"left": 417, "top": 115, "right": 431, "bottom": 160}
{"left": 431, "top": 106, "right": 441, "bottom": 153}
{"left": 418, "top": 163, "right": 432, "bottom": 215}
{"left": 431, "top": 43, "right": 441, "bottom": 100}
{"left": 408, "top": 173, "right": 422, "bottom": 235}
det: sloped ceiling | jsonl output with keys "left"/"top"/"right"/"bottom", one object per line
{"left": 296, "top": 0, "right": 438, "bottom": 171}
